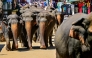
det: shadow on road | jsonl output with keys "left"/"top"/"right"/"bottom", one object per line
{"left": 33, "top": 46, "right": 55, "bottom": 50}
{"left": 0, "top": 54, "right": 7, "bottom": 55}
{"left": 18, "top": 48, "right": 30, "bottom": 52}
{"left": 17, "top": 46, "right": 55, "bottom": 52}
{"left": 48, "top": 46, "right": 55, "bottom": 50}
{"left": 32, "top": 46, "right": 40, "bottom": 49}
{"left": 0, "top": 44, "right": 5, "bottom": 52}
{"left": 32, "top": 46, "right": 55, "bottom": 50}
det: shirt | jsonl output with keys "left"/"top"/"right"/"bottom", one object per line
{"left": 61, "top": 4, "right": 72, "bottom": 15}
{"left": 7, "top": 0, "right": 12, "bottom": 2}
{"left": 44, "top": 2, "right": 47, "bottom": 6}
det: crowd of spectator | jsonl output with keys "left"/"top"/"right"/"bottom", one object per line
{"left": 28, "top": 1, "right": 91, "bottom": 15}
{"left": 2, "top": 0, "right": 92, "bottom": 16}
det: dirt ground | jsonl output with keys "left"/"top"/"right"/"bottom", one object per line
{"left": 0, "top": 40, "right": 56, "bottom": 58}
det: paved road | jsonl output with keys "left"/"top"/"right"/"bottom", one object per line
{"left": 0, "top": 40, "right": 56, "bottom": 58}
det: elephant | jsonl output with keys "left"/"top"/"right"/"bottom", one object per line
{"left": 54, "top": 13, "right": 91, "bottom": 58}
{"left": 46, "top": 6, "right": 64, "bottom": 34}
{"left": 53, "top": 10, "right": 64, "bottom": 33}
{"left": 46, "top": 6, "right": 64, "bottom": 26}
{"left": 3, "top": 11, "right": 24, "bottom": 51}
{"left": 37, "top": 10, "right": 56, "bottom": 48}
{"left": 0, "top": 21, "right": 12, "bottom": 51}
{"left": 7, "top": 12, "right": 19, "bottom": 50}
{"left": 21, "top": 11, "right": 38, "bottom": 50}
{"left": 19, "top": 6, "right": 41, "bottom": 42}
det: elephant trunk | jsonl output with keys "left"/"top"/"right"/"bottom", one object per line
{"left": 57, "top": 14, "right": 61, "bottom": 25}
{"left": 39, "top": 22, "right": 46, "bottom": 48}
{"left": 25, "top": 21, "right": 32, "bottom": 49}
{"left": 11, "top": 23, "right": 18, "bottom": 49}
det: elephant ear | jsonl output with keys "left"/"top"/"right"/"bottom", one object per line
{"left": 70, "top": 18, "right": 88, "bottom": 44}
{"left": 72, "top": 18, "right": 85, "bottom": 25}
{"left": 82, "top": 19, "right": 90, "bottom": 29}
{"left": 69, "top": 25, "right": 85, "bottom": 44}
{"left": 69, "top": 26, "right": 79, "bottom": 39}
{"left": 72, "top": 18, "right": 90, "bottom": 29}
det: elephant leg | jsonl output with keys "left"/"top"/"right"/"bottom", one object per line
{"left": 44, "top": 34, "right": 48, "bottom": 48}
{"left": 12, "top": 38, "right": 16, "bottom": 50}
{"left": 56, "top": 50, "right": 62, "bottom": 58}
{"left": 32, "top": 25, "right": 38, "bottom": 42}
{"left": 4, "top": 28, "right": 11, "bottom": 51}
{"left": 5, "top": 37, "right": 11, "bottom": 51}
{"left": 36, "top": 28, "right": 40, "bottom": 42}
{"left": 33, "top": 33, "right": 37, "bottom": 42}
{"left": 45, "top": 28, "right": 53, "bottom": 48}
{"left": 19, "top": 36, "right": 22, "bottom": 43}
{"left": 39, "top": 22, "right": 46, "bottom": 49}
{"left": 53, "top": 24, "right": 57, "bottom": 35}
{"left": 17, "top": 24, "right": 22, "bottom": 45}
{"left": 20, "top": 25, "right": 29, "bottom": 48}
{"left": 21, "top": 32, "right": 29, "bottom": 48}
{"left": 0, "top": 33, "right": 5, "bottom": 42}
{"left": 11, "top": 23, "right": 18, "bottom": 50}
{"left": 57, "top": 14, "right": 61, "bottom": 26}
{"left": 49, "top": 30, "right": 53, "bottom": 47}
{"left": 25, "top": 21, "right": 32, "bottom": 49}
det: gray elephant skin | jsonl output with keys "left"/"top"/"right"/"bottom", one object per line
{"left": 55, "top": 13, "right": 92, "bottom": 58}
{"left": 21, "top": 10, "right": 38, "bottom": 50}
{"left": 37, "top": 10, "right": 56, "bottom": 48}
{"left": 1, "top": 13, "right": 24, "bottom": 51}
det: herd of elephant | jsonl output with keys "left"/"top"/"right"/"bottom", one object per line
{"left": 0, "top": 5, "right": 64, "bottom": 51}
{"left": 0, "top": 2, "right": 92, "bottom": 58}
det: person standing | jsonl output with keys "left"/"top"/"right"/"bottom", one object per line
{"left": 71, "top": 3, "right": 74, "bottom": 15}
{"left": 82, "top": 2, "right": 87, "bottom": 14}
{"left": 74, "top": 2, "right": 78, "bottom": 13}
{"left": 87, "top": 1, "right": 90, "bottom": 14}
{"left": 78, "top": 1, "right": 83, "bottom": 13}
{"left": 57, "top": 1, "right": 63, "bottom": 12}
{"left": 39, "top": 1, "right": 42, "bottom": 7}
{"left": 44, "top": 1, "right": 47, "bottom": 10}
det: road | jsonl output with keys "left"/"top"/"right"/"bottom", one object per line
{"left": 0, "top": 39, "right": 56, "bottom": 58}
